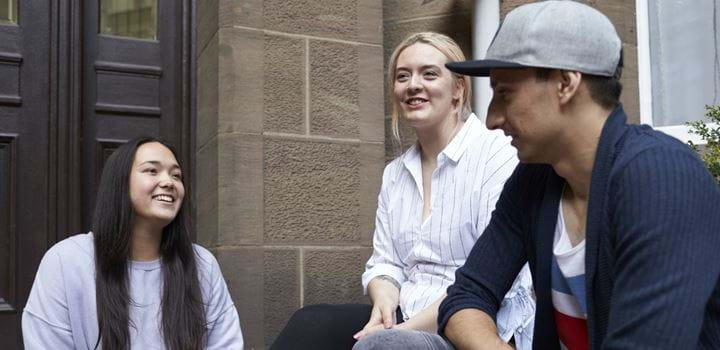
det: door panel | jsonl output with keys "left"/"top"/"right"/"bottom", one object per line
{"left": 82, "top": 0, "right": 185, "bottom": 227}
{"left": 0, "top": 0, "right": 52, "bottom": 347}
{"left": 0, "top": 1, "right": 192, "bottom": 348}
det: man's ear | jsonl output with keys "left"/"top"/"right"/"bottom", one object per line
{"left": 557, "top": 70, "right": 582, "bottom": 105}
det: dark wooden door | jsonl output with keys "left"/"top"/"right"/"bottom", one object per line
{"left": 0, "top": 1, "right": 53, "bottom": 347}
{"left": 82, "top": 0, "right": 189, "bottom": 227}
{"left": 0, "top": 1, "right": 193, "bottom": 348}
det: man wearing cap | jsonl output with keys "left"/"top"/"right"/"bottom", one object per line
{"left": 354, "top": 1, "right": 720, "bottom": 350}
{"left": 438, "top": 1, "right": 720, "bottom": 350}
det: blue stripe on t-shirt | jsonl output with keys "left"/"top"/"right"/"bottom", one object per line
{"left": 551, "top": 256, "right": 587, "bottom": 314}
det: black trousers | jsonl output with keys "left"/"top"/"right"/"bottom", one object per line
{"left": 270, "top": 304, "right": 404, "bottom": 350}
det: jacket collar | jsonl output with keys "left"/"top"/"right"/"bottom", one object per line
{"left": 535, "top": 105, "right": 628, "bottom": 349}
{"left": 584, "top": 104, "right": 627, "bottom": 346}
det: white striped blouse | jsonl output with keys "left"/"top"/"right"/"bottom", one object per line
{"left": 362, "top": 113, "right": 535, "bottom": 342}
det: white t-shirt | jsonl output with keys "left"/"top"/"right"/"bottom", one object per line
{"left": 552, "top": 200, "right": 588, "bottom": 350}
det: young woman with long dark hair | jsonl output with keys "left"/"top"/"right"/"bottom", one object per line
{"left": 22, "top": 137, "right": 244, "bottom": 349}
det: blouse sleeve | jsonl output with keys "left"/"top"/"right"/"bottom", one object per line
{"left": 203, "top": 253, "right": 245, "bottom": 350}
{"left": 22, "top": 248, "right": 75, "bottom": 349}
{"left": 361, "top": 163, "right": 407, "bottom": 293}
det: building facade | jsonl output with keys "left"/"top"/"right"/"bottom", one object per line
{"left": 3, "top": 0, "right": 676, "bottom": 349}
{"left": 198, "top": 1, "right": 639, "bottom": 348}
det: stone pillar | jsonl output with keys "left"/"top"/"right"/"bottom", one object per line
{"left": 197, "top": 0, "right": 384, "bottom": 348}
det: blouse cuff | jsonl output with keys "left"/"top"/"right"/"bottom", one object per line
{"left": 495, "top": 264, "right": 535, "bottom": 349}
{"left": 361, "top": 264, "right": 406, "bottom": 295}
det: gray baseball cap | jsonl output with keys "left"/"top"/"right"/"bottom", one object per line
{"left": 446, "top": 0, "right": 622, "bottom": 77}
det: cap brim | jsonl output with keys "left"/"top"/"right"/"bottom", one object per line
{"left": 446, "top": 60, "right": 526, "bottom": 77}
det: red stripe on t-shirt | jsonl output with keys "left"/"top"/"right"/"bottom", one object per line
{"left": 554, "top": 309, "right": 589, "bottom": 350}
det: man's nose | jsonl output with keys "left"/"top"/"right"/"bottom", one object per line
{"left": 485, "top": 102, "right": 503, "bottom": 130}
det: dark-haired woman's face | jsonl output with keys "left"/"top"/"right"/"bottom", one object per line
{"left": 129, "top": 142, "right": 185, "bottom": 229}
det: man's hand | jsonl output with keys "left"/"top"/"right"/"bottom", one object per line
{"left": 354, "top": 276, "right": 401, "bottom": 340}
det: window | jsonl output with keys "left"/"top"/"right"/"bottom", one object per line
{"left": 100, "top": 0, "right": 157, "bottom": 40}
{"left": 637, "top": 0, "right": 719, "bottom": 143}
{"left": 0, "top": 0, "right": 17, "bottom": 24}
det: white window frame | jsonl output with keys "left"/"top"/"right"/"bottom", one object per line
{"left": 636, "top": 0, "right": 715, "bottom": 145}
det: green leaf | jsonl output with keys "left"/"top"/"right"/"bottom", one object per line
{"left": 686, "top": 105, "right": 720, "bottom": 184}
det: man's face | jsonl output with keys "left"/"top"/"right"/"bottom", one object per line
{"left": 487, "top": 68, "right": 562, "bottom": 163}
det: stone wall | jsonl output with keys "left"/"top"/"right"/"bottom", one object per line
{"left": 196, "top": 0, "right": 384, "bottom": 348}
{"left": 194, "top": 1, "right": 642, "bottom": 349}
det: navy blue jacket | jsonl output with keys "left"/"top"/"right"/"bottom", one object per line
{"left": 438, "top": 106, "right": 720, "bottom": 349}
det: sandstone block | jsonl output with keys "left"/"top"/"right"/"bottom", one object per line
{"left": 263, "top": 249, "right": 300, "bottom": 346}
{"left": 303, "top": 248, "right": 373, "bottom": 305}
{"left": 309, "top": 40, "right": 360, "bottom": 139}
{"left": 219, "top": 28, "right": 263, "bottom": 134}
{"left": 383, "top": 0, "right": 472, "bottom": 22}
{"left": 586, "top": 0, "right": 637, "bottom": 46}
{"left": 620, "top": 44, "right": 640, "bottom": 124}
{"left": 264, "top": 138, "right": 360, "bottom": 244}
{"left": 383, "top": 15, "right": 472, "bottom": 68}
{"left": 197, "top": 0, "right": 219, "bottom": 57}
{"left": 261, "top": 0, "right": 381, "bottom": 44}
{"left": 214, "top": 247, "right": 265, "bottom": 349}
{"left": 359, "top": 143, "right": 385, "bottom": 245}
{"left": 195, "top": 136, "right": 219, "bottom": 247}
{"left": 357, "top": 0, "right": 383, "bottom": 45}
{"left": 218, "top": 133, "right": 263, "bottom": 245}
{"left": 263, "top": 35, "right": 305, "bottom": 134}
{"left": 359, "top": 45, "right": 385, "bottom": 143}
{"left": 220, "top": 0, "right": 263, "bottom": 29}
{"left": 197, "top": 33, "right": 219, "bottom": 150}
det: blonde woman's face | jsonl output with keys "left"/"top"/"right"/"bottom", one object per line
{"left": 393, "top": 43, "right": 462, "bottom": 131}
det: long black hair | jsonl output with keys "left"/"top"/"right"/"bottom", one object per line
{"left": 92, "top": 136, "right": 206, "bottom": 349}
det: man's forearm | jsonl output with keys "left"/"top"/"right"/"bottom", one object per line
{"left": 445, "top": 309, "right": 513, "bottom": 350}
{"left": 396, "top": 294, "right": 444, "bottom": 333}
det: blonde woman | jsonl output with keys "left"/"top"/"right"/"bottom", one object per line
{"left": 272, "top": 32, "right": 534, "bottom": 350}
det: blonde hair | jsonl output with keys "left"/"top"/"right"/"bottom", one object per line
{"left": 387, "top": 32, "right": 472, "bottom": 151}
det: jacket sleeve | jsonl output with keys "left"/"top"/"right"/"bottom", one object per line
{"left": 603, "top": 147, "right": 720, "bottom": 349}
{"left": 438, "top": 165, "right": 530, "bottom": 335}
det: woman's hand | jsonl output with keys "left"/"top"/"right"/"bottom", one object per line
{"left": 353, "top": 276, "right": 401, "bottom": 340}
